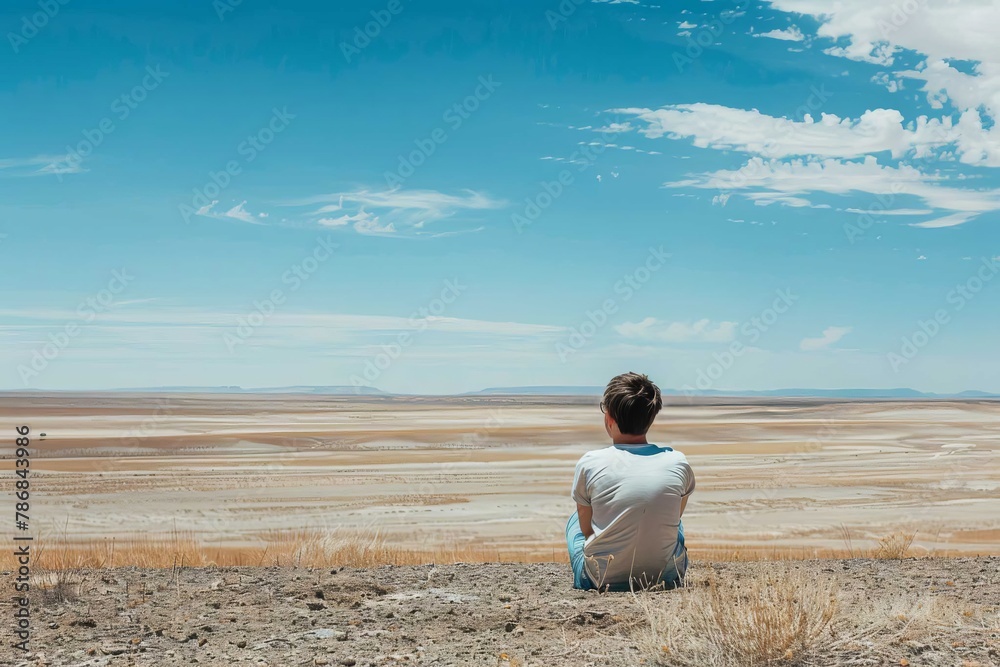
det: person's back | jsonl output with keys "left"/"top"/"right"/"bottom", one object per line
{"left": 566, "top": 373, "right": 695, "bottom": 591}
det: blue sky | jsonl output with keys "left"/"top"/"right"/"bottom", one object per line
{"left": 2, "top": 0, "right": 999, "bottom": 394}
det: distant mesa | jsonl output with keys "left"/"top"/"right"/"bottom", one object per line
{"left": 475, "top": 386, "right": 605, "bottom": 396}
{"left": 116, "top": 385, "right": 389, "bottom": 396}
{"left": 470, "top": 386, "right": 1000, "bottom": 399}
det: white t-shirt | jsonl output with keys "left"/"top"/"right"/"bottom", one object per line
{"left": 572, "top": 444, "right": 695, "bottom": 588}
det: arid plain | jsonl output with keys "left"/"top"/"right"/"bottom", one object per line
{"left": 2, "top": 393, "right": 999, "bottom": 562}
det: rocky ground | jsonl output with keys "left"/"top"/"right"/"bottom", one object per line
{"left": 6, "top": 558, "right": 1000, "bottom": 667}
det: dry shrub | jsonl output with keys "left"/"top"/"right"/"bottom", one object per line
{"left": 838, "top": 526, "right": 919, "bottom": 559}
{"left": 872, "top": 531, "right": 915, "bottom": 559}
{"left": 32, "top": 540, "right": 89, "bottom": 605}
{"left": 33, "top": 568, "right": 87, "bottom": 606}
{"left": 640, "top": 565, "right": 839, "bottom": 666}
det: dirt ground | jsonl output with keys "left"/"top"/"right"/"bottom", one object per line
{"left": 7, "top": 557, "right": 999, "bottom": 667}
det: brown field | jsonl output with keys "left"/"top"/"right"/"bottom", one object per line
{"left": 1, "top": 392, "right": 999, "bottom": 565}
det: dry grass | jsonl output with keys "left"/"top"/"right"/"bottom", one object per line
{"left": 30, "top": 527, "right": 936, "bottom": 572}
{"left": 839, "top": 526, "right": 917, "bottom": 559}
{"left": 639, "top": 566, "right": 839, "bottom": 666}
{"left": 872, "top": 531, "right": 916, "bottom": 559}
{"left": 638, "top": 562, "right": 998, "bottom": 666}
{"left": 31, "top": 529, "right": 566, "bottom": 571}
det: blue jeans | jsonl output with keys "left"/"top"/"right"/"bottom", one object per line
{"left": 566, "top": 511, "right": 687, "bottom": 591}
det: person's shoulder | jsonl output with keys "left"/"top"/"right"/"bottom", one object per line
{"left": 576, "top": 446, "right": 615, "bottom": 466}
{"left": 655, "top": 446, "right": 691, "bottom": 464}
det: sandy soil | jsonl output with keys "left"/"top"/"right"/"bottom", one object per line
{"left": 1, "top": 393, "right": 999, "bottom": 557}
{"left": 7, "top": 558, "right": 999, "bottom": 666}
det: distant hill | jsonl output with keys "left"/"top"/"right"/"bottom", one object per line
{"left": 475, "top": 386, "right": 606, "bottom": 396}
{"left": 118, "top": 385, "right": 388, "bottom": 396}
{"left": 470, "top": 386, "right": 1000, "bottom": 399}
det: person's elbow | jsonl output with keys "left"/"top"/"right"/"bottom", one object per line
{"left": 577, "top": 503, "right": 594, "bottom": 538}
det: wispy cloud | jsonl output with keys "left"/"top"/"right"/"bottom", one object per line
{"left": 0, "top": 307, "right": 566, "bottom": 351}
{"left": 614, "top": 318, "right": 738, "bottom": 343}
{"left": 195, "top": 201, "right": 267, "bottom": 224}
{"left": 285, "top": 187, "right": 505, "bottom": 236}
{"left": 0, "top": 154, "right": 86, "bottom": 177}
{"left": 668, "top": 157, "right": 1000, "bottom": 228}
{"left": 799, "top": 326, "right": 851, "bottom": 351}
{"left": 755, "top": 26, "right": 804, "bottom": 42}
{"left": 608, "top": 104, "right": 934, "bottom": 160}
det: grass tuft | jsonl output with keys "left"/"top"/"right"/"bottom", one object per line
{"left": 639, "top": 566, "right": 839, "bottom": 666}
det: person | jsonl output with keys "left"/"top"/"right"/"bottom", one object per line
{"left": 566, "top": 372, "right": 695, "bottom": 591}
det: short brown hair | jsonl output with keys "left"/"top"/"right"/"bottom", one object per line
{"left": 602, "top": 372, "right": 662, "bottom": 435}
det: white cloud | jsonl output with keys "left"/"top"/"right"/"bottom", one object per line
{"left": 678, "top": 21, "right": 696, "bottom": 29}
{"left": 285, "top": 188, "right": 504, "bottom": 236}
{"left": 609, "top": 104, "right": 933, "bottom": 160}
{"left": 765, "top": 0, "right": 1000, "bottom": 166}
{"left": 223, "top": 201, "right": 258, "bottom": 223}
{"left": 353, "top": 215, "right": 397, "bottom": 236}
{"left": 319, "top": 209, "right": 375, "bottom": 228}
{"left": 195, "top": 200, "right": 266, "bottom": 224}
{"left": 755, "top": 25, "right": 804, "bottom": 42}
{"left": 667, "top": 156, "right": 1000, "bottom": 228}
{"left": 596, "top": 121, "right": 634, "bottom": 133}
{"left": 799, "top": 326, "right": 851, "bottom": 351}
{"left": 615, "top": 318, "right": 738, "bottom": 343}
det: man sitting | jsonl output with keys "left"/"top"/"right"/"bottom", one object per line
{"left": 566, "top": 372, "right": 695, "bottom": 591}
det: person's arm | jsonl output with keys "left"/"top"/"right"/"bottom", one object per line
{"left": 572, "top": 456, "right": 594, "bottom": 538}
{"left": 679, "top": 462, "right": 695, "bottom": 517}
{"left": 577, "top": 503, "right": 594, "bottom": 538}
